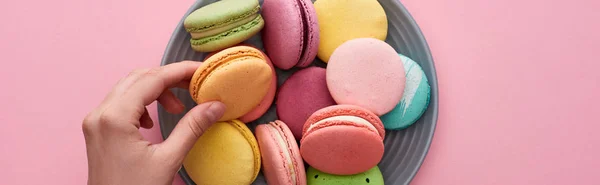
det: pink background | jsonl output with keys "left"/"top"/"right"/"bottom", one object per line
{"left": 1, "top": 0, "right": 599, "bottom": 184}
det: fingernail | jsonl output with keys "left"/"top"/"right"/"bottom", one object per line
{"left": 205, "top": 102, "right": 226, "bottom": 122}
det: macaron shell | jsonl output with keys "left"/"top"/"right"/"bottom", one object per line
{"left": 183, "top": 120, "right": 261, "bottom": 185}
{"left": 261, "top": 0, "right": 305, "bottom": 69}
{"left": 201, "top": 44, "right": 276, "bottom": 123}
{"left": 300, "top": 124, "right": 384, "bottom": 175}
{"left": 189, "top": 46, "right": 272, "bottom": 121}
{"left": 306, "top": 166, "right": 384, "bottom": 185}
{"left": 239, "top": 47, "right": 277, "bottom": 123}
{"left": 295, "top": 0, "right": 320, "bottom": 67}
{"left": 276, "top": 67, "right": 336, "bottom": 139}
{"left": 326, "top": 38, "right": 405, "bottom": 116}
{"left": 381, "top": 54, "right": 431, "bottom": 130}
{"left": 302, "top": 105, "right": 385, "bottom": 140}
{"left": 256, "top": 121, "right": 306, "bottom": 185}
{"left": 197, "top": 59, "right": 271, "bottom": 121}
{"left": 313, "top": 0, "right": 388, "bottom": 62}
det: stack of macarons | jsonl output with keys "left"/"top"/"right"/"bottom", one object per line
{"left": 176, "top": 0, "right": 432, "bottom": 184}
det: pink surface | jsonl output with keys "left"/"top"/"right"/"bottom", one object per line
{"left": 0, "top": 0, "right": 599, "bottom": 184}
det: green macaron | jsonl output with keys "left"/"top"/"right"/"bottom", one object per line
{"left": 183, "top": 0, "right": 265, "bottom": 52}
{"left": 307, "top": 166, "right": 384, "bottom": 185}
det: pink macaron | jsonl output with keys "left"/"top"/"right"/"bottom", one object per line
{"left": 326, "top": 38, "right": 406, "bottom": 116}
{"left": 276, "top": 66, "right": 336, "bottom": 139}
{"left": 256, "top": 120, "right": 306, "bottom": 185}
{"left": 261, "top": 0, "right": 319, "bottom": 69}
{"left": 300, "top": 104, "right": 385, "bottom": 175}
{"left": 203, "top": 43, "right": 277, "bottom": 123}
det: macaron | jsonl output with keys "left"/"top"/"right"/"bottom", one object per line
{"left": 255, "top": 120, "right": 306, "bottom": 185}
{"left": 326, "top": 38, "right": 405, "bottom": 116}
{"left": 201, "top": 43, "right": 276, "bottom": 123}
{"left": 183, "top": 120, "right": 261, "bottom": 185}
{"left": 183, "top": 0, "right": 265, "bottom": 52}
{"left": 189, "top": 46, "right": 272, "bottom": 121}
{"left": 313, "top": 0, "right": 388, "bottom": 62}
{"left": 306, "top": 166, "right": 384, "bottom": 185}
{"left": 300, "top": 105, "right": 385, "bottom": 175}
{"left": 204, "top": 44, "right": 277, "bottom": 123}
{"left": 262, "top": 0, "right": 319, "bottom": 69}
{"left": 381, "top": 54, "right": 431, "bottom": 130}
{"left": 276, "top": 66, "right": 336, "bottom": 139}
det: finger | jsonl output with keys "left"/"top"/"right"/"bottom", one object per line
{"left": 85, "top": 69, "right": 149, "bottom": 121}
{"left": 159, "top": 101, "right": 225, "bottom": 158}
{"left": 157, "top": 89, "right": 185, "bottom": 114}
{"left": 140, "top": 107, "right": 154, "bottom": 129}
{"left": 109, "top": 61, "right": 201, "bottom": 117}
{"left": 103, "top": 69, "right": 150, "bottom": 105}
{"left": 113, "top": 69, "right": 151, "bottom": 96}
{"left": 118, "top": 61, "right": 201, "bottom": 109}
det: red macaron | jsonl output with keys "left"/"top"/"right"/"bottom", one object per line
{"left": 276, "top": 67, "right": 336, "bottom": 139}
{"left": 300, "top": 104, "right": 385, "bottom": 175}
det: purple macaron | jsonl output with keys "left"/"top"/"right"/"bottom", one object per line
{"left": 276, "top": 67, "right": 336, "bottom": 139}
{"left": 261, "top": 0, "right": 319, "bottom": 70}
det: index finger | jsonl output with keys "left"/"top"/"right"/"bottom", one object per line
{"left": 121, "top": 61, "right": 201, "bottom": 107}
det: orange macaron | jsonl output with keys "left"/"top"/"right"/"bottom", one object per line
{"left": 189, "top": 46, "right": 273, "bottom": 121}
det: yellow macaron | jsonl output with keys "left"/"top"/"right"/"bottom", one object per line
{"left": 183, "top": 120, "right": 261, "bottom": 185}
{"left": 189, "top": 46, "right": 273, "bottom": 121}
{"left": 314, "top": 0, "right": 388, "bottom": 62}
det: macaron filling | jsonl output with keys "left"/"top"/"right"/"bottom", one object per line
{"left": 191, "top": 14, "right": 259, "bottom": 38}
{"left": 190, "top": 15, "right": 264, "bottom": 46}
{"left": 295, "top": 0, "right": 317, "bottom": 67}
{"left": 267, "top": 123, "right": 297, "bottom": 184}
{"left": 307, "top": 115, "right": 378, "bottom": 135}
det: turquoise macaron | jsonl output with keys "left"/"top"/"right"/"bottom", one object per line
{"left": 380, "top": 54, "right": 431, "bottom": 130}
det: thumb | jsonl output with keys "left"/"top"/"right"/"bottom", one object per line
{"left": 160, "top": 101, "right": 226, "bottom": 159}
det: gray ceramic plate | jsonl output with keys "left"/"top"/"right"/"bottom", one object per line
{"left": 158, "top": 0, "right": 438, "bottom": 184}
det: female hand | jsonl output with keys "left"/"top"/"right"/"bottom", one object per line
{"left": 82, "top": 61, "right": 226, "bottom": 185}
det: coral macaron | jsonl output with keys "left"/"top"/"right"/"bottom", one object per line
{"left": 300, "top": 105, "right": 385, "bottom": 175}
{"left": 256, "top": 120, "right": 306, "bottom": 185}
{"left": 262, "top": 0, "right": 319, "bottom": 69}
{"left": 189, "top": 46, "right": 272, "bottom": 121}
